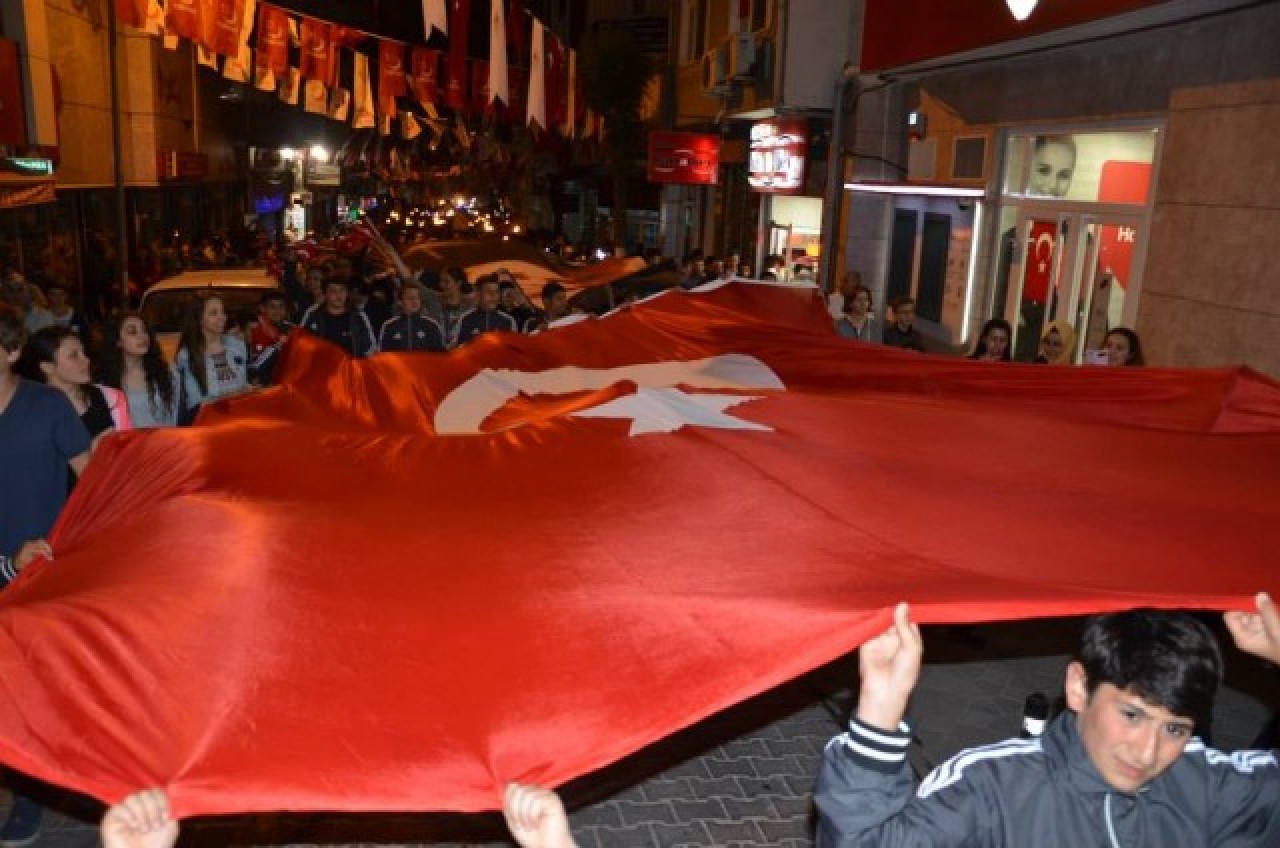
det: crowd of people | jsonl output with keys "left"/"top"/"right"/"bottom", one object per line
{"left": 826, "top": 273, "right": 1147, "bottom": 366}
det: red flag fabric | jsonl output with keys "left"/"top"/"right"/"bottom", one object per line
{"left": 164, "top": 0, "right": 204, "bottom": 43}
{"left": 1, "top": 283, "right": 1278, "bottom": 816}
{"left": 378, "top": 39, "right": 408, "bottom": 100}
{"left": 506, "top": 0, "right": 525, "bottom": 63}
{"left": 255, "top": 4, "right": 290, "bottom": 75}
{"left": 469, "top": 59, "right": 489, "bottom": 116}
{"left": 445, "top": 0, "right": 470, "bottom": 110}
{"left": 114, "top": 0, "right": 149, "bottom": 28}
{"left": 410, "top": 48, "right": 441, "bottom": 110}
{"left": 299, "top": 19, "right": 335, "bottom": 85}
{"left": 546, "top": 33, "right": 566, "bottom": 130}
{"left": 205, "top": 0, "right": 246, "bottom": 56}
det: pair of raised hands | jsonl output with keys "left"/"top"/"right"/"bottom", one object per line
{"left": 101, "top": 784, "right": 576, "bottom": 848}
{"left": 856, "top": 593, "right": 1280, "bottom": 732}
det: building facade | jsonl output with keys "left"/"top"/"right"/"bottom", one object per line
{"left": 842, "top": 0, "right": 1280, "bottom": 374}
{"left": 0, "top": 0, "right": 243, "bottom": 313}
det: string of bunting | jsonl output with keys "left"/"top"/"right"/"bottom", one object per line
{"left": 112, "top": 0, "right": 603, "bottom": 148}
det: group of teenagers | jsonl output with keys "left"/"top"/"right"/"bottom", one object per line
{"left": 831, "top": 278, "right": 1146, "bottom": 367}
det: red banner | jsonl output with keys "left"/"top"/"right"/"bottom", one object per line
{"left": 1, "top": 283, "right": 1278, "bottom": 817}
{"left": 0, "top": 39, "right": 26, "bottom": 147}
{"left": 507, "top": 65, "right": 526, "bottom": 121}
{"left": 862, "top": 0, "right": 1167, "bottom": 72}
{"left": 469, "top": 60, "right": 490, "bottom": 116}
{"left": 410, "top": 48, "right": 441, "bottom": 109}
{"left": 546, "top": 33, "right": 566, "bottom": 129}
{"left": 115, "top": 0, "right": 150, "bottom": 28}
{"left": 445, "top": 0, "right": 471, "bottom": 110}
{"left": 255, "top": 4, "right": 291, "bottom": 75}
{"left": 165, "top": 0, "right": 204, "bottom": 43}
{"left": 205, "top": 0, "right": 246, "bottom": 56}
{"left": 647, "top": 132, "right": 721, "bottom": 185}
{"left": 506, "top": 0, "right": 525, "bottom": 63}
{"left": 299, "top": 19, "right": 335, "bottom": 84}
{"left": 378, "top": 40, "right": 408, "bottom": 99}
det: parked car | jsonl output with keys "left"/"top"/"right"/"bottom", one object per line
{"left": 139, "top": 269, "right": 280, "bottom": 361}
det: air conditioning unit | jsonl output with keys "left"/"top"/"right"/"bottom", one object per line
{"left": 701, "top": 47, "right": 729, "bottom": 94}
{"left": 727, "top": 32, "right": 756, "bottom": 80}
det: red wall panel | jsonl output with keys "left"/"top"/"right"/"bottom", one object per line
{"left": 862, "top": 0, "right": 1170, "bottom": 72}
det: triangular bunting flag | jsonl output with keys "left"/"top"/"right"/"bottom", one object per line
{"left": 352, "top": 52, "right": 376, "bottom": 128}
{"left": 526, "top": 19, "right": 545, "bottom": 129}
{"left": 488, "top": 0, "right": 509, "bottom": 106}
{"left": 422, "top": 0, "right": 447, "bottom": 38}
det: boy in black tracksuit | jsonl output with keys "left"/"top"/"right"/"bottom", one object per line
{"left": 378, "top": 282, "right": 446, "bottom": 352}
{"left": 452, "top": 277, "right": 517, "bottom": 347}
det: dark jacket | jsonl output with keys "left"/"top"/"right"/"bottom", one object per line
{"left": 452, "top": 308, "right": 517, "bottom": 347}
{"left": 815, "top": 711, "right": 1280, "bottom": 847}
{"left": 378, "top": 313, "right": 447, "bottom": 353}
{"left": 882, "top": 323, "right": 924, "bottom": 352}
{"left": 299, "top": 305, "right": 377, "bottom": 357}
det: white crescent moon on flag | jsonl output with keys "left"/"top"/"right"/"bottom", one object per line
{"left": 433, "top": 354, "right": 785, "bottom": 435}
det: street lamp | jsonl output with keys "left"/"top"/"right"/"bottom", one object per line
{"left": 279, "top": 147, "right": 298, "bottom": 161}
{"left": 1006, "top": 0, "right": 1038, "bottom": 21}
{"left": 309, "top": 144, "right": 329, "bottom": 163}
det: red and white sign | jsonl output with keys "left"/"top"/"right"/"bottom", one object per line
{"left": 748, "top": 118, "right": 807, "bottom": 194}
{"left": 646, "top": 131, "right": 721, "bottom": 185}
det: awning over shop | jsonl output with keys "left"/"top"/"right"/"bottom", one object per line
{"left": 0, "top": 174, "right": 56, "bottom": 209}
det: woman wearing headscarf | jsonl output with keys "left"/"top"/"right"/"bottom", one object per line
{"left": 1034, "top": 320, "right": 1077, "bottom": 364}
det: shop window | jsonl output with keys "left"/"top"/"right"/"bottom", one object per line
{"left": 1002, "top": 130, "right": 1157, "bottom": 204}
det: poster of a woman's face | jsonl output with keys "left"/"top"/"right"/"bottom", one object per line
{"left": 1028, "top": 135, "right": 1077, "bottom": 197}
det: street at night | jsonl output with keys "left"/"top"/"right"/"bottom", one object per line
{"left": 2, "top": 2, "right": 1279, "bottom": 847}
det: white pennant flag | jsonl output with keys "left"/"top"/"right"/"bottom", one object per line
{"left": 562, "top": 49, "right": 577, "bottom": 138}
{"left": 489, "top": 0, "right": 509, "bottom": 106}
{"left": 352, "top": 52, "right": 376, "bottom": 129}
{"left": 422, "top": 0, "right": 448, "bottom": 38}
{"left": 526, "top": 19, "right": 545, "bottom": 129}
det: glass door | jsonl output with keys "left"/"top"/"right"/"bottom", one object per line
{"left": 1070, "top": 215, "right": 1145, "bottom": 360}
{"left": 1004, "top": 211, "right": 1145, "bottom": 362}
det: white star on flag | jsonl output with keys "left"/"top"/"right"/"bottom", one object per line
{"left": 570, "top": 388, "right": 771, "bottom": 436}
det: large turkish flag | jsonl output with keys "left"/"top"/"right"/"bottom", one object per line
{"left": 0, "top": 282, "right": 1277, "bottom": 816}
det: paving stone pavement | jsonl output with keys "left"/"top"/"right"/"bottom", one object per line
{"left": 7, "top": 617, "right": 1276, "bottom": 848}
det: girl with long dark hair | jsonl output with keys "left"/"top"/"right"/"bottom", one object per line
{"left": 174, "top": 294, "right": 248, "bottom": 420}
{"left": 96, "top": 313, "right": 179, "bottom": 427}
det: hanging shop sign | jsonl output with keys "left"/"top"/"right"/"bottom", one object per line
{"left": 647, "top": 132, "right": 721, "bottom": 185}
{"left": 748, "top": 118, "right": 807, "bottom": 194}
{"left": 0, "top": 157, "right": 54, "bottom": 177}
{"left": 305, "top": 162, "right": 342, "bottom": 186}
